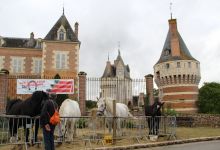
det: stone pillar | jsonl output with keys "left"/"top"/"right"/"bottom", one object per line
{"left": 78, "top": 71, "right": 87, "bottom": 116}
{"left": 145, "top": 74, "right": 154, "bottom": 106}
{"left": 0, "top": 70, "right": 9, "bottom": 114}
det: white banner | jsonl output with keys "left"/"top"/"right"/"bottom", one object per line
{"left": 17, "top": 79, "right": 74, "bottom": 94}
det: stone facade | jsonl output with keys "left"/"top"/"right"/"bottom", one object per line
{"left": 154, "top": 18, "right": 201, "bottom": 113}
{"left": 100, "top": 50, "right": 132, "bottom": 105}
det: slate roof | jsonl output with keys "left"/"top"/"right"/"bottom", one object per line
{"left": 102, "top": 51, "right": 130, "bottom": 79}
{"left": 0, "top": 37, "right": 37, "bottom": 48}
{"left": 156, "top": 20, "right": 197, "bottom": 64}
{"left": 44, "top": 14, "right": 78, "bottom": 42}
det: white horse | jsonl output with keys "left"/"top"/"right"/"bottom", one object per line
{"left": 59, "top": 99, "right": 81, "bottom": 141}
{"left": 96, "top": 97, "right": 133, "bottom": 136}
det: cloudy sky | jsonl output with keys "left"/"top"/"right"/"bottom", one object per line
{"left": 1, "top": 0, "right": 220, "bottom": 87}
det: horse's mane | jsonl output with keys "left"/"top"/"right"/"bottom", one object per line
{"left": 6, "top": 99, "right": 22, "bottom": 114}
{"left": 145, "top": 101, "right": 164, "bottom": 116}
{"left": 6, "top": 91, "right": 48, "bottom": 115}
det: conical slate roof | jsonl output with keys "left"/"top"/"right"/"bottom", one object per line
{"left": 44, "top": 14, "right": 78, "bottom": 42}
{"left": 156, "top": 19, "right": 197, "bottom": 64}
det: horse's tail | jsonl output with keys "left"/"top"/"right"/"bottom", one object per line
{"left": 6, "top": 99, "right": 21, "bottom": 114}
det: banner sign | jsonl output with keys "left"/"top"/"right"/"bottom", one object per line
{"left": 17, "top": 79, "right": 74, "bottom": 94}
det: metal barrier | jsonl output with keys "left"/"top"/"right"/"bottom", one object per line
{"left": 0, "top": 115, "right": 176, "bottom": 148}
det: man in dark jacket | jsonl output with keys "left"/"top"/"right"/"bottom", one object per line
{"left": 40, "top": 93, "right": 58, "bottom": 150}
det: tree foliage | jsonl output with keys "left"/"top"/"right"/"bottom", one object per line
{"left": 54, "top": 74, "right": 69, "bottom": 107}
{"left": 86, "top": 100, "right": 97, "bottom": 110}
{"left": 198, "top": 82, "right": 220, "bottom": 114}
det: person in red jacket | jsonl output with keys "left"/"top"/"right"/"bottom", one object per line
{"left": 40, "top": 93, "right": 58, "bottom": 150}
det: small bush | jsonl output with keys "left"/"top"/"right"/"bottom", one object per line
{"left": 77, "top": 118, "right": 86, "bottom": 128}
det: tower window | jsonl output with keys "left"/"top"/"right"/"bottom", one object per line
{"left": 166, "top": 63, "right": 170, "bottom": 69}
{"left": 177, "top": 62, "right": 181, "bottom": 68}
{"left": 188, "top": 62, "right": 191, "bottom": 68}
{"left": 196, "top": 63, "right": 199, "bottom": 68}
{"left": 164, "top": 49, "right": 171, "bottom": 56}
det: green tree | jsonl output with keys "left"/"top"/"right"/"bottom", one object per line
{"left": 54, "top": 74, "right": 69, "bottom": 107}
{"left": 86, "top": 100, "right": 97, "bottom": 110}
{"left": 198, "top": 82, "right": 220, "bottom": 114}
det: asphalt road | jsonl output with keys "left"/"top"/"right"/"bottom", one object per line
{"left": 137, "top": 140, "right": 220, "bottom": 150}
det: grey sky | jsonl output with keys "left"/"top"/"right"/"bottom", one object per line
{"left": 1, "top": 0, "right": 220, "bottom": 87}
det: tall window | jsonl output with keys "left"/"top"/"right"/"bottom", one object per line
{"left": 196, "top": 63, "right": 199, "bottom": 68}
{"left": 56, "top": 53, "right": 66, "bottom": 69}
{"left": 12, "top": 57, "right": 23, "bottom": 73}
{"left": 59, "top": 31, "right": 64, "bottom": 40}
{"left": 166, "top": 63, "right": 170, "bottom": 69}
{"left": 33, "top": 59, "right": 42, "bottom": 73}
{"left": 188, "top": 62, "right": 191, "bottom": 68}
{"left": 177, "top": 62, "right": 181, "bottom": 68}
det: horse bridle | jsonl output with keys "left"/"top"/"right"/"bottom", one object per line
{"left": 97, "top": 103, "right": 107, "bottom": 115}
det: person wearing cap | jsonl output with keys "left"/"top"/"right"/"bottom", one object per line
{"left": 40, "top": 93, "right": 58, "bottom": 150}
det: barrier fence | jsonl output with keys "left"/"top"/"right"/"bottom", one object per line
{"left": 0, "top": 115, "right": 176, "bottom": 149}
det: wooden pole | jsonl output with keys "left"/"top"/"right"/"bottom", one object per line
{"left": 112, "top": 100, "right": 116, "bottom": 145}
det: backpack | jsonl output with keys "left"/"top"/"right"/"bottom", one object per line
{"left": 48, "top": 101, "right": 60, "bottom": 125}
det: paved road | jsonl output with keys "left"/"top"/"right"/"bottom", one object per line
{"left": 138, "top": 140, "right": 220, "bottom": 150}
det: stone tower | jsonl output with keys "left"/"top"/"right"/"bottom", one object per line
{"left": 100, "top": 50, "right": 132, "bottom": 105}
{"left": 154, "top": 18, "right": 201, "bottom": 113}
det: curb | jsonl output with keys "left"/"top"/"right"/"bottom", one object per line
{"left": 91, "top": 136, "right": 220, "bottom": 150}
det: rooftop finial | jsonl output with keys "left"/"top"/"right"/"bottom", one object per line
{"left": 63, "top": 2, "right": 65, "bottom": 15}
{"left": 169, "top": 2, "right": 173, "bottom": 19}
{"left": 118, "top": 41, "right": 121, "bottom": 56}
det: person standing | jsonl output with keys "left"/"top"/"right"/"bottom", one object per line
{"left": 40, "top": 93, "right": 58, "bottom": 150}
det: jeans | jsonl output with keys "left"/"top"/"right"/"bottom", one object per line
{"left": 43, "top": 125, "right": 55, "bottom": 150}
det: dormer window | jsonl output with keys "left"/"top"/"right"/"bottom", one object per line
{"left": 57, "top": 25, "right": 66, "bottom": 41}
{"left": 164, "top": 49, "right": 171, "bottom": 56}
{"left": 59, "top": 30, "right": 64, "bottom": 40}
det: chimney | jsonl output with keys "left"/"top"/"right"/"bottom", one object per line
{"left": 169, "top": 19, "right": 181, "bottom": 57}
{"left": 74, "top": 22, "right": 79, "bottom": 39}
{"left": 145, "top": 74, "right": 154, "bottom": 106}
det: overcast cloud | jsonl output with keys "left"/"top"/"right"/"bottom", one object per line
{"left": 1, "top": 0, "right": 220, "bottom": 88}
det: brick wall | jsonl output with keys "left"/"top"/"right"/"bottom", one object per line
{"left": 42, "top": 41, "right": 79, "bottom": 78}
{"left": 78, "top": 72, "right": 87, "bottom": 116}
{"left": 0, "top": 47, "right": 42, "bottom": 75}
{"left": 145, "top": 74, "right": 154, "bottom": 105}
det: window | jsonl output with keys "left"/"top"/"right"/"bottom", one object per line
{"left": 33, "top": 59, "right": 42, "bottom": 73}
{"left": 196, "top": 63, "right": 199, "bottom": 68}
{"left": 164, "top": 49, "right": 171, "bottom": 56}
{"left": 188, "top": 62, "right": 191, "bottom": 68}
{"left": 177, "top": 62, "right": 181, "bottom": 68}
{"left": 166, "top": 63, "right": 170, "bottom": 69}
{"left": 11, "top": 57, "right": 24, "bottom": 73}
{"left": 0, "top": 56, "right": 4, "bottom": 69}
{"left": 57, "top": 26, "right": 66, "bottom": 41}
{"left": 56, "top": 53, "right": 67, "bottom": 69}
{"left": 59, "top": 31, "right": 64, "bottom": 40}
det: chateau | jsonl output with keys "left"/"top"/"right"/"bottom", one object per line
{"left": 154, "top": 18, "right": 201, "bottom": 113}
{"left": 100, "top": 50, "right": 132, "bottom": 105}
{"left": 0, "top": 12, "right": 80, "bottom": 79}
